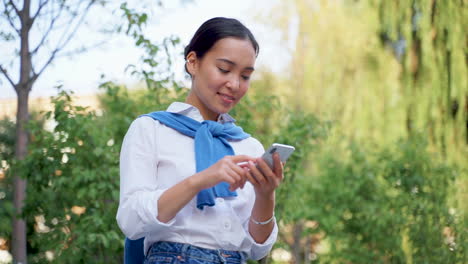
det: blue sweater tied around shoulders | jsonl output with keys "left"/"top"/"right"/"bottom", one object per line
{"left": 124, "top": 111, "right": 250, "bottom": 263}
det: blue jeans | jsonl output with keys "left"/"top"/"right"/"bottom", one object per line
{"left": 144, "top": 241, "right": 247, "bottom": 264}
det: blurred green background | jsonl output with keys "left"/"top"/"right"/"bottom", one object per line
{"left": 0, "top": 0, "right": 466, "bottom": 263}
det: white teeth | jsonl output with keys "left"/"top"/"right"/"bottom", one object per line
{"left": 220, "top": 94, "right": 234, "bottom": 100}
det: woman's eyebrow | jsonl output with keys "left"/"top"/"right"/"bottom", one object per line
{"left": 216, "top": 58, "right": 255, "bottom": 71}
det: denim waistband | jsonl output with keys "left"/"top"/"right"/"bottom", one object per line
{"left": 146, "top": 241, "right": 246, "bottom": 264}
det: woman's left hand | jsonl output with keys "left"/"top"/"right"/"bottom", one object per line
{"left": 243, "top": 152, "right": 284, "bottom": 198}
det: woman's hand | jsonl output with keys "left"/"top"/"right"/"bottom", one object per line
{"left": 192, "top": 155, "right": 254, "bottom": 192}
{"left": 244, "top": 152, "right": 284, "bottom": 199}
{"left": 244, "top": 152, "right": 283, "bottom": 244}
{"left": 157, "top": 155, "right": 253, "bottom": 223}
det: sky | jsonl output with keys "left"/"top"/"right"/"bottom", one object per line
{"left": 0, "top": 0, "right": 290, "bottom": 99}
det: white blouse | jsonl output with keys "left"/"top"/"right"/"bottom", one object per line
{"left": 116, "top": 102, "right": 278, "bottom": 260}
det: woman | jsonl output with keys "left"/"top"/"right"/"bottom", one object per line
{"left": 117, "top": 17, "right": 284, "bottom": 264}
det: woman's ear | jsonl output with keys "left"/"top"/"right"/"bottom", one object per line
{"left": 186, "top": 51, "right": 198, "bottom": 77}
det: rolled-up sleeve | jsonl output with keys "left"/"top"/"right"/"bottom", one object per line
{"left": 241, "top": 138, "right": 279, "bottom": 260}
{"left": 116, "top": 117, "right": 175, "bottom": 240}
{"left": 244, "top": 219, "right": 278, "bottom": 260}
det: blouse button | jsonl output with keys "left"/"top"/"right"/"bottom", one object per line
{"left": 223, "top": 220, "right": 231, "bottom": 230}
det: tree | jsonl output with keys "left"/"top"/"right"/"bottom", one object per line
{"left": 0, "top": 1, "right": 104, "bottom": 262}
{"left": 373, "top": 0, "right": 467, "bottom": 161}
{"left": 255, "top": 0, "right": 467, "bottom": 262}
{"left": 264, "top": 0, "right": 468, "bottom": 228}
{"left": 263, "top": 0, "right": 467, "bottom": 156}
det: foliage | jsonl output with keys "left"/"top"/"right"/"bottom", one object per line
{"left": 119, "top": 2, "right": 183, "bottom": 93}
{"left": 3, "top": 84, "right": 466, "bottom": 263}
{"left": 10, "top": 2, "right": 190, "bottom": 256}
{"left": 258, "top": 1, "right": 467, "bottom": 262}
{"left": 1, "top": 0, "right": 115, "bottom": 262}
{"left": 305, "top": 132, "right": 465, "bottom": 263}
{"left": 267, "top": 0, "right": 467, "bottom": 154}
{"left": 11, "top": 79, "right": 318, "bottom": 263}
{"left": 0, "top": 118, "right": 15, "bottom": 239}
{"left": 18, "top": 90, "right": 120, "bottom": 263}
{"left": 0, "top": 1, "right": 186, "bottom": 261}
{"left": 1, "top": 1, "right": 466, "bottom": 263}
{"left": 0, "top": 118, "right": 15, "bottom": 161}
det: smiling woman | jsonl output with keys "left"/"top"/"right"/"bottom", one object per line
{"left": 183, "top": 17, "right": 258, "bottom": 121}
{"left": 185, "top": 37, "right": 256, "bottom": 121}
{"left": 116, "top": 17, "right": 285, "bottom": 264}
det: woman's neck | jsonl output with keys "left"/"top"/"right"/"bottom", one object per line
{"left": 185, "top": 93, "right": 219, "bottom": 121}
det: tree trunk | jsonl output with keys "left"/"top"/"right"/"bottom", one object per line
{"left": 292, "top": 221, "right": 303, "bottom": 264}
{"left": 304, "top": 235, "right": 311, "bottom": 263}
{"left": 13, "top": 0, "right": 32, "bottom": 263}
{"left": 13, "top": 88, "right": 29, "bottom": 263}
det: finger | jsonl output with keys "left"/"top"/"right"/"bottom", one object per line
{"left": 229, "top": 183, "right": 238, "bottom": 192}
{"left": 228, "top": 178, "right": 240, "bottom": 191}
{"left": 227, "top": 167, "right": 242, "bottom": 183}
{"left": 223, "top": 172, "right": 237, "bottom": 185}
{"left": 227, "top": 168, "right": 245, "bottom": 191}
{"left": 240, "top": 168, "right": 248, "bottom": 189}
{"left": 244, "top": 166, "right": 259, "bottom": 185}
{"left": 249, "top": 160, "right": 268, "bottom": 184}
{"left": 235, "top": 164, "right": 250, "bottom": 189}
{"left": 231, "top": 177, "right": 245, "bottom": 191}
{"left": 230, "top": 166, "right": 248, "bottom": 190}
{"left": 256, "top": 158, "right": 276, "bottom": 182}
{"left": 237, "top": 161, "right": 250, "bottom": 169}
{"left": 230, "top": 155, "right": 255, "bottom": 163}
{"left": 230, "top": 161, "right": 248, "bottom": 176}
{"left": 256, "top": 158, "right": 272, "bottom": 176}
{"left": 272, "top": 152, "right": 284, "bottom": 177}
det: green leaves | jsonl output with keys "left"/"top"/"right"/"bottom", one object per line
{"left": 6, "top": 66, "right": 187, "bottom": 262}
{"left": 2, "top": 80, "right": 465, "bottom": 263}
{"left": 293, "top": 133, "right": 464, "bottom": 263}
{"left": 14, "top": 89, "right": 122, "bottom": 263}
{"left": 119, "top": 2, "right": 182, "bottom": 91}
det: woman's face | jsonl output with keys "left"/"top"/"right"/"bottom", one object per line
{"left": 186, "top": 37, "right": 256, "bottom": 121}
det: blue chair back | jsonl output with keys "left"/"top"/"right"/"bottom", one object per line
{"left": 124, "top": 237, "right": 145, "bottom": 264}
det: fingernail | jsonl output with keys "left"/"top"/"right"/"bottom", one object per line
{"left": 237, "top": 161, "right": 248, "bottom": 166}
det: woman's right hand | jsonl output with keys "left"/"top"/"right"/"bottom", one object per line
{"left": 192, "top": 155, "right": 254, "bottom": 191}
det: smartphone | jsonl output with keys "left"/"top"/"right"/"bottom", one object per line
{"left": 261, "top": 143, "right": 295, "bottom": 169}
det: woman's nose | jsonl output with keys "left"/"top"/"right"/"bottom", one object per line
{"left": 226, "top": 75, "right": 240, "bottom": 91}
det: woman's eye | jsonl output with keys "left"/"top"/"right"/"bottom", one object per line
{"left": 218, "top": 67, "right": 229, "bottom": 73}
{"left": 241, "top": 75, "right": 250, "bottom": 80}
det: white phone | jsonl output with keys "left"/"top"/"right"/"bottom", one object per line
{"left": 261, "top": 143, "right": 295, "bottom": 169}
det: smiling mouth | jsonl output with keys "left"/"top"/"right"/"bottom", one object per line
{"left": 218, "top": 93, "right": 235, "bottom": 103}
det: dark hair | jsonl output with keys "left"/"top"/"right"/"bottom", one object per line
{"left": 184, "top": 17, "right": 259, "bottom": 75}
